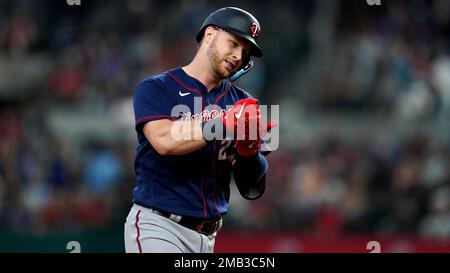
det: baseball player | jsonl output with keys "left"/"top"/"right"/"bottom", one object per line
{"left": 124, "top": 7, "right": 276, "bottom": 253}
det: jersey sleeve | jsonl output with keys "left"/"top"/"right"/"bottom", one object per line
{"left": 233, "top": 152, "right": 268, "bottom": 200}
{"left": 133, "top": 79, "right": 176, "bottom": 132}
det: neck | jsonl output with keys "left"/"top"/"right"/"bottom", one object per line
{"left": 182, "top": 55, "right": 222, "bottom": 91}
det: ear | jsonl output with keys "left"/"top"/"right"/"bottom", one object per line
{"left": 203, "top": 26, "right": 217, "bottom": 45}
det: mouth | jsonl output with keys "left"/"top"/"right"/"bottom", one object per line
{"left": 225, "top": 60, "right": 236, "bottom": 71}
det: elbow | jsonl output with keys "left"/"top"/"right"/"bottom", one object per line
{"left": 155, "top": 147, "right": 169, "bottom": 156}
{"left": 148, "top": 134, "right": 174, "bottom": 156}
{"left": 153, "top": 142, "right": 173, "bottom": 156}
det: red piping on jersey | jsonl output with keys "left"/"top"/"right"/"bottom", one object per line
{"left": 167, "top": 71, "right": 204, "bottom": 114}
{"left": 135, "top": 115, "right": 176, "bottom": 125}
{"left": 200, "top": 176, "right": 207, "bottom": 218}
{"left": 135, "top": 209, "right": 142, "bottom": 253}
{"left": 212, "top": 143, "right": 222, "bottom": 218}
{"left": 214, "top": 81, "right": 232, "bottom": 105}
{"left": 212, "top": 144, "right": 216, "bottom": 177}
{"left": 167, "top": 72, "right": 204, "bottom": 96}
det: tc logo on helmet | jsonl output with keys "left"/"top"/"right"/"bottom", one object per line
{"left": 250, "top": 23, "right": 261, "bottom": 38}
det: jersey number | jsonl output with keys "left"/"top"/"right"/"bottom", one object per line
{"left": 218, "top": 140, "right": 234, "bottom": 161}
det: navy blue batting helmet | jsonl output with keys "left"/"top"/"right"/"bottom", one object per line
{"left": 196, "top": 7, "right": 263, "bottom": 57}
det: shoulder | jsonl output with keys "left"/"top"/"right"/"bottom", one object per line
{"left": 133, "top": 68, "right": 181, "bottom": 98}
{"left": 135, "top": 70, "right": 172, "bottom": 91}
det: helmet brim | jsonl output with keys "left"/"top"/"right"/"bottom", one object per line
{"left": 224, "top": 28, "right": 263, "bottom": 57}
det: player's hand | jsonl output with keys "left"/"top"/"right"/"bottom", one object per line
{"left": 222, "top": 98, "right": 278, "bottom": 157}
{"left": 235, "top": 120, "right": 277, "bottom": 157}
{"left": 222, "top": 98, "right": 259, "bottom": 134}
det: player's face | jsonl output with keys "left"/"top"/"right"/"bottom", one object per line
{"left": 207, "top": 29, "right": 251, "bottom": 79}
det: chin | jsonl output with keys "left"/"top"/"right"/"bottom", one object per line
{"left": 222, "top": 71, "right": 233, "bottom": 78}
{"left": 223, "top": 67, "right": 237, "bottom": 78}
{"left": 216, "top": 68, "right": 232, "bottom": 79}
{"left": 211, "top": 64, "right": 233, "bottom": 79}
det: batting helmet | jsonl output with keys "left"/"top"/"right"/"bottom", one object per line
{"left": 196, "top": 7, "right": 263, "bottom": 58}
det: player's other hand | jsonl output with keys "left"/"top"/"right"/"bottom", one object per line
{"left": 222, "top": 98, "right": 278, "bottom": 157}
{"left": 235, "top": 120, "right": 277, "bottom": 157}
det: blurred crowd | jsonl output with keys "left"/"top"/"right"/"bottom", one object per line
{"left": 0, "top": 0, "right": 449, "bottom": 239}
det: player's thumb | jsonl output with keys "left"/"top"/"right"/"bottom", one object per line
{"left": 259, "top": 120, "right": 278, "bottom": 139}
{"left": 265, "top": 120, "right": 278, "bottom": 132}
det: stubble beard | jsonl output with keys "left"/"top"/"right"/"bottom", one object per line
{"left": 207, "top": 39, "right": 234, "bottom": 79}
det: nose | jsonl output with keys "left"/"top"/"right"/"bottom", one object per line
{"left": 232, "top": 48, "right": 244, "bottom": 62}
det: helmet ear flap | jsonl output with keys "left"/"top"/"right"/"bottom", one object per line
{"left": 230, "top": 60, "right": 254, "bottom": 82}
{"left": 240, "top": 55, "right": 251, "bottom": 70}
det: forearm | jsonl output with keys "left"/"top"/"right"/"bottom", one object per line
{"left": 168, "top": 119, "right": 209, "bottom": 154}
{"left": 145, "top": 119, "right": 207, "bottom": 156}
{"left": 232, "top": 152, "right": 268, "bottom": 200}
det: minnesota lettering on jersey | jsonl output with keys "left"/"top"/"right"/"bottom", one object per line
{"left": 171, "top": 97, "right": 273, "bottom": 142}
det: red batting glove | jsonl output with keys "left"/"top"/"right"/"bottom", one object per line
{"left": 222, "top": 98, "right": 278, "bottom": 157}
{"left": 222, "top": 98, "right": 259, "bottom": 134}
{"left": 236, "top": 120, "right": 278, "bottom": 157}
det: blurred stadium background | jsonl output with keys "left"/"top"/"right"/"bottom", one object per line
{"left": 1, "top": 0, "right": 450, "bottom": 252}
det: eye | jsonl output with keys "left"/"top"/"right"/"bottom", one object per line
{"left": 227, "top": 38, "right": 238, "bottom": 47}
